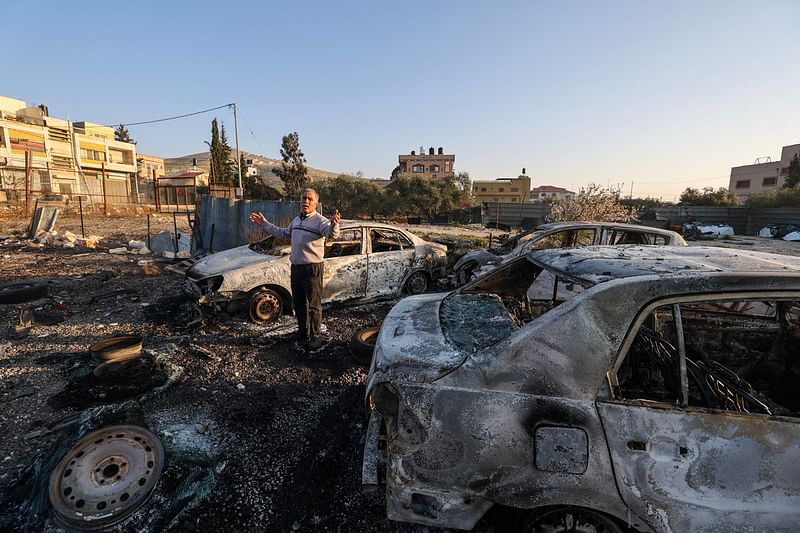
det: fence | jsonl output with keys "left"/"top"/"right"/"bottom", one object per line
{"left": 484, "top": 202, "right": 800, "bottom": 236}
{"left": 193, "top": 195, "right": 300, "bottom": 253}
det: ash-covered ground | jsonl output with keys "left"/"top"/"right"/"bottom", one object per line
{"left": 0, "top": 230, "right": 442, "bottom": 532}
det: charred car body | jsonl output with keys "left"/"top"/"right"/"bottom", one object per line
{"left": 186, "top": 222, "right": 447, "bottom": 323}
{"left": 364, "top": 245, "right": 800, "bottom": 532}
{"left": 452, "top": 221, "right": 687, "bottom": 285}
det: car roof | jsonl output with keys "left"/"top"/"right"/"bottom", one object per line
{"left": 528, "top": 245, "right": 800, "bottom": 286}
{"left": 535, "top": 221, "right": 680, "bottom": 236}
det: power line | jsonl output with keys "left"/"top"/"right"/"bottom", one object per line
{"left": 111, "top": 103, "right": 233, "bottom": 127}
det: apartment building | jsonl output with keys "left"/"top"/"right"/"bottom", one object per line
{"left": 531, "top": 185, "right": 575, "bottom": 202}
{"left": 472, "top": 172, "right": 532, "bottom": 205}
{"left": 396, "top": 146, "right": 455, "bottom": 180}
{"left": 729, "top": 143, "right": 800, "bottom": 203}
{"left": 0, "top": 95, "right": 137, "bottom": 205}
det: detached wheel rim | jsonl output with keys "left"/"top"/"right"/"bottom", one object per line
{"left": 48, "top": 425, "right": 165, "bottom": 531}
{"left": 249, "top": 289, "right": 282, "bottom": 323}
{"left": 405, "top": 272, "right": 428, "bottom": 295}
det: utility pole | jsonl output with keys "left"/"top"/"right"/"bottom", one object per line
{"left": 232, "top": 103, "right": 243, "bottom": 199}
{"left": 630, "top": 181, "right": 634, "bottom": 199}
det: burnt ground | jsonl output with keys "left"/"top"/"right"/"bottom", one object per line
{"left": 0, "top": 236, "right": 439, "bottom": 532}
{"left": 2, "top": 212, "right": 800, "bottom": 532}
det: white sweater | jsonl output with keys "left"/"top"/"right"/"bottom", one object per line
{"left": 262, "top": 212, "right": 340, "bottom": 265}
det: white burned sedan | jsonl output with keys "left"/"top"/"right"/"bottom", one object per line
{"left": 186, "top": 222, "right": 447, "bottom": 323}
{"left": 364, "top": 245, "right": 800, "bottom": 532}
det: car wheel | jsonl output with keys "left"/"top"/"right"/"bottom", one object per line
{"left": 454, "top": 262, "right": 478, "bottom": 287}
{"left": 0, "top": 281, "right": 48, "bottom": 304}
{"left": 350, "top": 326, "right": 380, "bottom": 361}
{"left": 518, "top": 506, "right": 623, "bottom": 533}
{"left": 248, "top": 288, "right": 283, "bottom": 324}
{"left": 404, "top": 271, "right": 428, "bottom": 295}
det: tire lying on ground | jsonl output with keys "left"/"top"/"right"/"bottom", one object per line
{"left": 90, "top": 335, "right": 144, "bottom": 363}
{"left": 0, "top": 281, "right": 48, "bottom": 304}
{"left": 351, "top": 326, "right": 380, "bottom": 361}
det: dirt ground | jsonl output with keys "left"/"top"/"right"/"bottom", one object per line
{"left": 1, "top": 212, "right": 800, "bottom": 532}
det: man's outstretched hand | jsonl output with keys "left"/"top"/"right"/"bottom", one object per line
{"left": 332, "top": 209, "right": 341, "bottom": 225}
{"left": 249, "top": 212, "right": 267, "bottom": 225}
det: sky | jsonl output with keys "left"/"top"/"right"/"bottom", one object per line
{"left": 4, "top": 0, "right": 799, "bottom": 201}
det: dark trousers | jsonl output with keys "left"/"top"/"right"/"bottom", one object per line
{"left": 290, "top": 263, "right": 323, "bottom": 340}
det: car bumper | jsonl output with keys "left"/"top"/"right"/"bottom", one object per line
{"left": 362, "top": 413, "right": 492, "bottom": 530}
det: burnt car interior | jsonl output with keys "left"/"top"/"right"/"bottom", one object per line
{"left": 370, "top": 229, "right": 413, "bottom": 253}
{"left": 325, "top": 228, "right": 362, "bottom": 258}
{"left": 458, "top": 259, "right": 585, "bottom": 330}
{"left": 606, "top": 229, "right": 668, "bottom": 245}
{"left": 250, "top": 236, "right": 291, "bottom": 256}
{"left": 616, "top": 298, "right": 800, "bottom": 417}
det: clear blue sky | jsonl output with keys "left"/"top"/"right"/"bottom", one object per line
{"left": 4, "top": 0, "right": 799, "bottom": 200}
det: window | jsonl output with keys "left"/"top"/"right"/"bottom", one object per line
{"left": 430, "top": 165, "right": 440, "bottom": 172}
{"left": 512, "top": 198, "right": 518, "bottom": 202}
{"left": 763, "top": 177, "right": 777, "bottom": 187}
{"left": 370, "top": 228, "right": 413, "bottom": 253}
{"left": 511, "top": 187, "right": 519, "bottom": 192}
{"left": 325, "top": 228, "right": 362, "bottom": 257}
{"left": 615, "top": 297, "right": 800, "bottom": 417}
{"left": 735, "top": 180, "right": 751, "bottom": 189}
{"left": 412, "top": 165, "right": 425, "bottom": 173}
{"left": 80, "top": 148, "right": 106, "bottom": 162}
{"left": 499, "top": 187, "right": 505, "bottom": 192}
{"left": 481, "top": 187, "right": 487, "bottom": 192}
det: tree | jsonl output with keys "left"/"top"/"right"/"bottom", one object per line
{"left": 114, "top": 124, "right": 135, "bottom": 144}
{"left": 782, "top": 154, "right": 800, "bottom": 189}
{"left": 272, "top": 131, "right": 308, "bottom": 199}
{"left": 547, "top": 183, "right": 634, "bottom": 222}
{"left": 390, "top": 165, "right": 402, "bottom": 180}
{"left": 386, "top": 176, "right": 441, "bottom": 221}
{"left": 678, "top": 186, "right": 737, "bottom": 206}
{"left": 206, "top": 118, "right": 235, "bottom": 185}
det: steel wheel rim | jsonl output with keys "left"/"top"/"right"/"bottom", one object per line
{"left": 251, "top": 291, "right": 281, "bottom": 322}
{"left": 407, "top": 272, "right": 427, "bottom": 294}
{"left": 48, "top": 425, "right": 165, "bottom": 531}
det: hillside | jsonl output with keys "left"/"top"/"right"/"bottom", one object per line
{"left": 164, "top": 151, "right": 345, "bottom": 185}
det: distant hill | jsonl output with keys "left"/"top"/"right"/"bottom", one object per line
{"left": 164, "top": 151, "right": 345, "bottom": 186}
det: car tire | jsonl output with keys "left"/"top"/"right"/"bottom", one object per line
{"left": 248, "top": 288, "right": 283, "bottom": 324}
{"left": 351, "top": 326, "right": 380, "bottom": 361}
{"left": 404, "top": 271, "right": 428, "bottom": 295}
{"left": 0, "top": 281, "right": 48, "bottom": 304}
{"left": 517, "top": 506, "right": 623, "bottom": 533}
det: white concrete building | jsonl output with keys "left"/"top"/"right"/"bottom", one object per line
{"left": 729, "top": 143, "right": 800, "bottom": 203}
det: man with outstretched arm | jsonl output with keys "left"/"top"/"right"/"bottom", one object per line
{"left": 249, "top": 188, "right": 341, "bottom": 351}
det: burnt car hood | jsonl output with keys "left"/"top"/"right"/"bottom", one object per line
{"left": 369, "top": 292, "right": 517, "bottom": 387}
{"left": 186, "top": 245, "right": 278, "bottom": 280}
{"left": 369, "top": 293, "right": 466, "bottom": 387}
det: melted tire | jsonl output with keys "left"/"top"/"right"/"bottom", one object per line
{"left": 0, "top": 281, "right": 48, "bottom": 304}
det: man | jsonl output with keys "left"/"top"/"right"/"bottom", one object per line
{"left": 249, "top": 188, "right": 341, "bottom": 351}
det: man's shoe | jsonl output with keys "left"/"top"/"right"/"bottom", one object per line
{"left": 293, "top": 340, "right": 308, "bottom": 353}
{"left": 308, "top": 337, "right": 325, "bottom": 351}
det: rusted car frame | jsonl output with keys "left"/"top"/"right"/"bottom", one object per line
{"left": 185, "top": 222, "right": 447, "bottom": 323}
{"left": 364, "top": 245, "right": 800, "bottom": 531}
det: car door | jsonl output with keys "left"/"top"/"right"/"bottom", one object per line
{"left": 365, "top": 228, "right": 415, "bottom": 298}
{"left": 321, "top": 227, "right": 368, "bottom": 303}
{"left": 597, "top": 295, "right": 800, "bottom": 532}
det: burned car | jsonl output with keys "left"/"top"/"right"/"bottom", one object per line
{"left": 364, "top": 245, "right": 800, "bottom": 532}
{"left": 452, "top": 221, "right": 687, "bottom": 285}
{"left": 186, "top": 222, "right": 447, "bottom": 323}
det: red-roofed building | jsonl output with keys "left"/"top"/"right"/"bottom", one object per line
{"left": 531, "top": 185, "right": 575, "bottom": 202}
